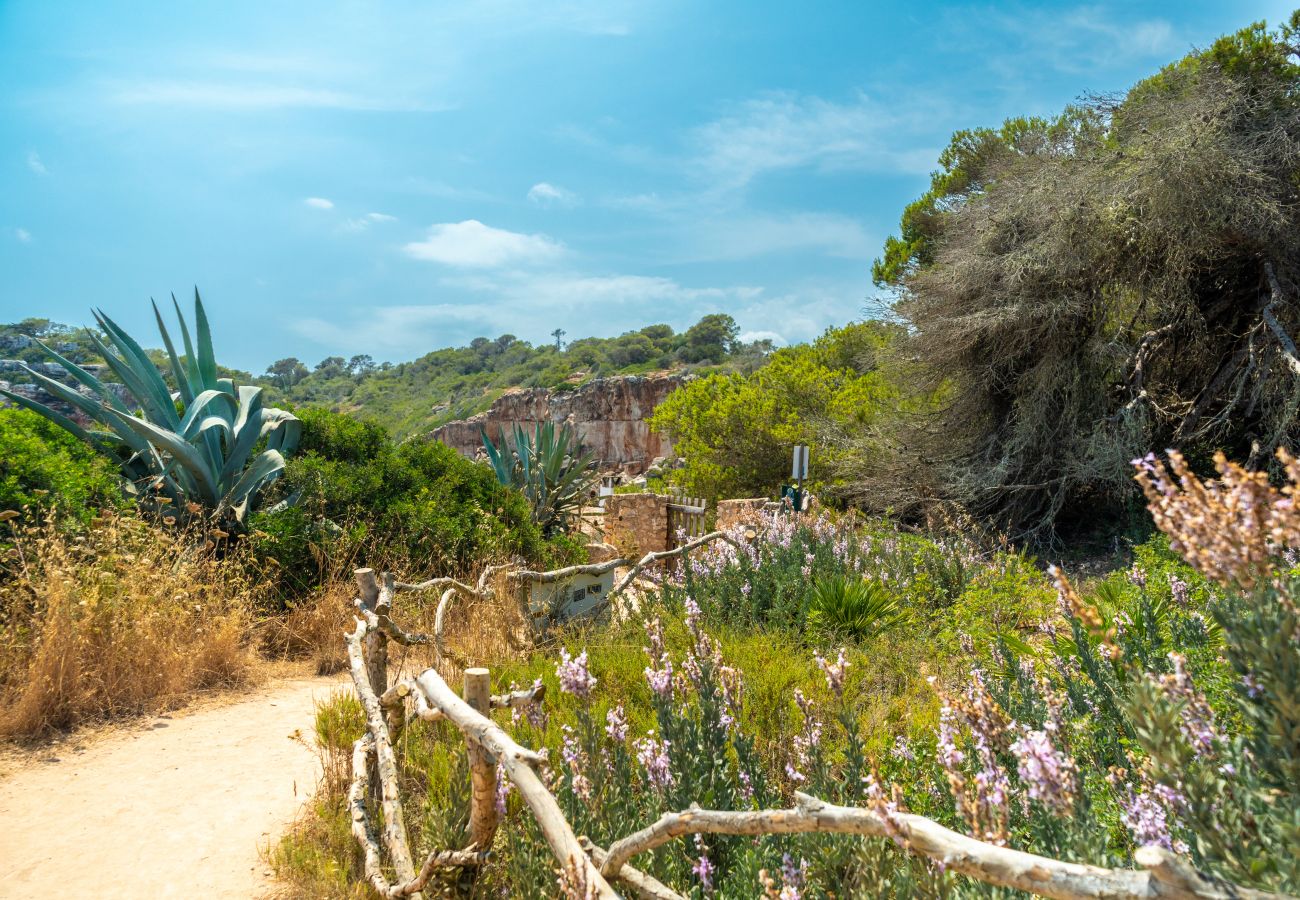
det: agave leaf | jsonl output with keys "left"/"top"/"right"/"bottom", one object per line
{"left": 18, "top": 365, "right": 122, "bottom": 428}
{"left": 192, "top": 415, "right": 234, "bottom": 442}
{"left": 102, "top": 408, "right": 221, "bottom": 505}
{"left": 94, "top": 309, "right": 179, "bottom": 428}
{"left": 30, "top": 338, "right": 132, "bottom": 414}
{"left": 171, "top": 293, "right": 205, "bottom": 392}
{"left": 84, "top": 330, "right": 176, "bottom": 425}
{"left": 262, "top": 410, "right": 301, "bottom": 455}
{"left": 0, "top": 388, "right": 102, "bottom": 444}
{"left": 219, "top": 449, "right": 286, "bottom": 521}
{"left": 178, "top": 388, "right": 239, "bottom": 438}
{"left": 152, "top": 299, "right": 195, "bottom": 405}
{"left": 193, "top": 288, "right": 219, "bottom": 390}
{"left": 219, "top": 386, "right": 267, "bottom": 485}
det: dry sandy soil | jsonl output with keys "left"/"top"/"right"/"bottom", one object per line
{"left": 0, "top": 676, "right": 346, "bottom": 899}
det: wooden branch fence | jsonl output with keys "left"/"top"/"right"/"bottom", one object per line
{"left": 343, "top": 556, "right": 1295, "bottom": 900}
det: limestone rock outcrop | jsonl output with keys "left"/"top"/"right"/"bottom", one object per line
{"left": 429, "top": 372, "right": 687, "bottom": 474}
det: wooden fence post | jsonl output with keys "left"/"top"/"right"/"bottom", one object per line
{"left": 463, "top": 667, "right": 501, "bottom": 850}
{"left": 355, "top": 568, "right": 388, "bottom": 696}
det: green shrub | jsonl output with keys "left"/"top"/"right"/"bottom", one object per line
{"left": 806, "top": 574, "right": 905, "bottom": 641}
{"left": 249, "top": 408, "right": 570, "bottom": 603}
{"left": 0, "top": 408, "right": 125, "bottom": 526}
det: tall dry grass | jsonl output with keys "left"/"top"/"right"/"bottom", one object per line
{"left": 0, "top": 513, "right": 261, "bottom": 739}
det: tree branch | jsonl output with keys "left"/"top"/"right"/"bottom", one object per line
{"left": 599, "top": 793, "right": 1288, "bottom": 900}
{"left": 413, "top": 668, "right": 618, "bottom": 899}
{"left": 346, "top": 618, "right": 420, "bottom": 891}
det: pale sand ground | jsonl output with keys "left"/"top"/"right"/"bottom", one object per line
{"left": 0, "top": 676, "right": 346, "bottom": 899}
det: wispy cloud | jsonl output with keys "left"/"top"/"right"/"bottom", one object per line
{"left": 691, "top": 90, "right": 933, "bottom": 190}
{"left": 343, "top": 212, "right": 397, "bottom": 232}
{"left": 26, "top": 152, "right": 47, "bottom": 176}
{"left": 681, "top": 212, "right": 876, "bottom": 261}
{"left": 403, "top": 220, "right": 565, "bottom": 268}
{"left": 13, "top": 227, "right": 31, "bottom": 243}
{"left": 293, "top": 270, "right": 762, "bottom": 356}
{"left": 527, "top": 182, "right": 580, "bottom": 208}
{"left": 109, "top": 81, "right": 446, "bottom": 112}
{"left": 304, "top": 197, "right": 334, "bottom": 210}
{"left": 967, "top": 4, "right": 1179, "bottom": 76}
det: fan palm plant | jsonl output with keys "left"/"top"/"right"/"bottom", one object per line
{"left": 481, "top": 421, "right": 597, "bottom": 536}
{"left": 0, "top": 291, "right": 299, "bottom": 531}
{"left": 807, "top": 574, "right": 906, "bottom": 641}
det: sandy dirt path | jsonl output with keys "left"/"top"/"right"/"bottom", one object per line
{"left": 0, "top": 676, "right": 346, "bottom": 899}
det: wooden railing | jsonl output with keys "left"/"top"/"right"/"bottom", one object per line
{"left": 343, "top": 566, "right": 1293, "bottom": 900}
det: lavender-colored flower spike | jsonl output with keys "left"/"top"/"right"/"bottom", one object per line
{"left": 556, "top": 648, "right": 597, "bottom": 700}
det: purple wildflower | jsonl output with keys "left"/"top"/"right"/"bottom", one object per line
{"left": 605, "top": 704, "right": 628, "bottom": 743}
{"left": 560, "top": 725, "right": 592, "bottom": 801}
{"left": 643, "top": 617, "right": 674, "bottom": 700}
{"left": 494, "top": 763, "right": 512, "bottom": 816}
{"left": 556, "top": 648, "right": 597, "bottom": 700}
{"left": 634, "top": 732, "right": 674, "bottom": 790}
{"left": 815, "top": 647, "right": 849, "bottom": 697}
{"left": 1128, "top": 565, "right": 1148, "bottom": 589}
{"left": 891, "top": 734, "right": 915, "bottom": 762}
{"left": 1009, "top": 725, "right": 1077, "bottom": 815}
{"left": 1122, "top": 786, "right": 1187, "bottom": 853}
{"left": 1159, "top": 653, "right": 1217, "bottom": 752}
{"left": 691, "top": 835, "right": 714, "bottom": 892}
{"left": 1168, "top": 574, "right": 1190, "bottom": 607}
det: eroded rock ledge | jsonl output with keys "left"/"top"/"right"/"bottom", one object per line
{"left": 428, "top": 371, "right": 688, "bottom": 474}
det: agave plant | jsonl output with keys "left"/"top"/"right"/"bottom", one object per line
{"left": 0, "top": 291, "right": 299, "bottom": 531}
{"left": 481, "top": 421, "right": 597, "bottom": 536}
{"left": 807, "top": 574, "right": 906, "bottom": 641}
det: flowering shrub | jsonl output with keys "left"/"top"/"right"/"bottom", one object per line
{"left": 675, "top": 512, "right": 989, "bottom": 635}
{"left": 285, "top": 450, "right": 1300, "bottom": 897}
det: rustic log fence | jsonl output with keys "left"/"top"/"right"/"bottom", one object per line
{"left": 343, "top": 561, "right": 1294, "bottom": 900}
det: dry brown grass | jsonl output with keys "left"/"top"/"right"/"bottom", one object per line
{"left": 0, "top": 514, "right": 262, "bottom": 740}
{"left": 259, "top": 581, "right": 354, "bottom": 676}
{"left": 264, "top": 562, "right": 534, "bottom": 690}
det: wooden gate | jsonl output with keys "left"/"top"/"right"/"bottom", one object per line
{"left": 666, "top": 493, "right": 707, "bottom": 547}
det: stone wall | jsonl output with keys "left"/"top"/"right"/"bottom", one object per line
{"left": 716, "top": 498, "right": 772, "bottom": 531}
{"left": 428, "top": 372, "right": 687, "bottom": 475}
{"left": 603, "top": 493, "right": 671, "bottom": 557}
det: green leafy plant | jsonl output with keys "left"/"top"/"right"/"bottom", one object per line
{"left": 807, "top": 573, "right": 906, "bottom": 641}
{"left": 481, "top": 421, "right": 597, "bottom": 536}
{"left": 0, "top": 292, "right": 299, "bottom": 531}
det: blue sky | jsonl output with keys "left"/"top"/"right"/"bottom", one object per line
{"left": 1, "top": 1, "right": 1293, "bottom": 372}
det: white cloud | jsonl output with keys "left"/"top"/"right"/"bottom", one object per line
{"left": 738, "top": 329, "right": 786, "bottom": 346}
{"left": 692, "top": 91, "right": 931, "bottom": 190}
{"left": 403, "top": 220, "right": 565, "bottom": 268}
{"left": 26, "top": 152, "right": 47, "bottom": 175}
{"left": 342, "top": 212, "right": 398, "bottom": 232}
{"left": 304, "top": 197, "right": 334, "bottom": 210}
{"left": 292, "top": 271, "right": 765, "bottom": 357}
{"left": 14, "top": 227, "right": 31, "bottom": 243}
{"left": 527, "top": 182, "right": 579, "bottom": 207}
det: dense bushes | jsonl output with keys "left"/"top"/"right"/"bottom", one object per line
{"left": 0, "top": 408, "right": 126, "bottom": 526}
{"left": 864, "top": 15, "right": 1300, "bottom": 539}
{"left": 650, "top": 322, "right": 910, "bottom": 501}
{"left": 249, "top": 408, "right": 567, "bottom": 602}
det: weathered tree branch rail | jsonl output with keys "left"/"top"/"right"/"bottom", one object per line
{"left": 344, "top": 564, "right": 1292, "bottom": 900}
{"left": 599, "top": 793, "right": 1290, "bottom": 900}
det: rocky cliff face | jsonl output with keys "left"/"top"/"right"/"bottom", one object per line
{"left": 0, "top": 359, "right": 133, "bottom": 423}
{"left": 429, "top": 372, "right": 687, "bottom": 474}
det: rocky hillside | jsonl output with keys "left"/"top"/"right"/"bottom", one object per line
{"left": 429, "top": 372, "right": 687, "bottom": 474}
